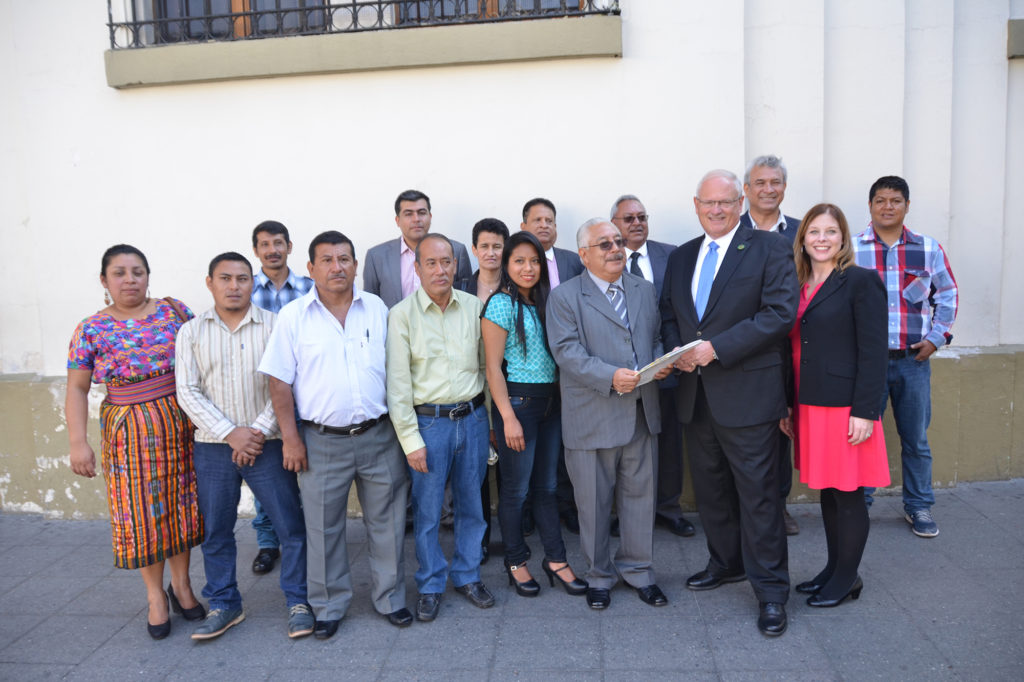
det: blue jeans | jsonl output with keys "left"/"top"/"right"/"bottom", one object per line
{"left": 193, "top": 440, "right": 307, "bottom": 610}
{"left": 494, "top": 384, "right": 565, "bottom": 566}
{"left": 409, "top": 403, "right": 489, "bottom": 593}
{"left": 251, "top": 499, "right": 280, "bottom": 549}
{"left": 865, "top": 355, "right": 934, "bottom": 514}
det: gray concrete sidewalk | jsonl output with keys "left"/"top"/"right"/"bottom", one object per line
{"left": 1, "top": 479, "right": 1022, "bottom": 681}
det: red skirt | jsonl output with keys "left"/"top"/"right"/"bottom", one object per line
{"left": 793, "top": 404, "right": 890, "bottom": 492}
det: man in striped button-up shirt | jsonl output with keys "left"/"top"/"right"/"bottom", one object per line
{"left": 176, "top": 252, "right": 312, "bottom": 640}
{"left": 854, "top": 175, "right": 959, "bottom": 539}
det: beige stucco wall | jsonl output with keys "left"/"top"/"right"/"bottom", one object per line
{"left": 4, "top": 347, "right": 1022, "bottom": 518}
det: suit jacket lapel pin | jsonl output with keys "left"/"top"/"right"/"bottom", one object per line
{"left": 737, "top": 244, "right": 746, "bottom": 250}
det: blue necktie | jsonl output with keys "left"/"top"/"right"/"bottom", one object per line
{"left": 694, "top": 242, "right": 719, "bottom": 320}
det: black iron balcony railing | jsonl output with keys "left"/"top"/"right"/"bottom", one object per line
{"left": 107, "top": 1, "right": 620, "bottom": 50}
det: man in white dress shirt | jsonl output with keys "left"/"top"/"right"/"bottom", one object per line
{"left": 259, "top": 231, "right": 412, "bottom": 640}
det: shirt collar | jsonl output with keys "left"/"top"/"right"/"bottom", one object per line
{"left": 415, "top": 285, "right": 456, "bottom": 312}
{"left": 255, "top": 267, "right": 301, "bottom": 290}
{"left": 302, "top": 284, "right": 364, "bottom": 311}
{"left": 586, "top": 270, "right": 623, "bottom": 295}
{"left": 199, "top": 305, "right": 263, "bottom": 330}
{"left": 400, "top": 239, "right": 415, "bottom": 256}
{"left": 701, "top": 222, "right": 740, "bottom": 253}
{"left": 861, "top": 224, "right": 921, "bottom": 246}
{"left": 624, "top": 241, "right": 649, "bottom": 259}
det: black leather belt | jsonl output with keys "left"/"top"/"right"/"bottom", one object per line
{"left": 414, "top": 392, "right": 485, "bottom": 420}
{"left": 888, "top": 349, "right": 915, "bottom": 359}
{"left": 301, "top": 415, "right": 386, "bottom": 437}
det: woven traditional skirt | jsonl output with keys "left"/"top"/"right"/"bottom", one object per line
{"left": 100, "top": 394, "right": 203, "bottom": 569}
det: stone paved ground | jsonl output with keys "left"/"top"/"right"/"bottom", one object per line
{"left": 1, "top": 479, "right": 1022, "bottom": 681}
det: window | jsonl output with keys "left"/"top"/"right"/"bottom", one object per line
{"left": 108, "top": 0, "right": 616, "bottom": 49}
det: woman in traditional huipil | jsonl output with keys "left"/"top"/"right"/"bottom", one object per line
{"left": 780, "top": 205, "right": 889, "bottom": 607}
{"left": 66, "top": 244, "right": 205, "bottom": 638}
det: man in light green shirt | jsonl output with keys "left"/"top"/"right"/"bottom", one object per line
{"left": 386, "top": 233, "right": 493, "bottom": 623}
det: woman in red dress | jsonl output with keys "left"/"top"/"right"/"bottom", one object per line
{"left": 780, "top": 204, "right": 889, "bottom": 607}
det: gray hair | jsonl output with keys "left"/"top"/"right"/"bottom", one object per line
{"left": 743, "top": 155, "right": 788, "bottom": 185}
{"left": 576, "top": 218, "right": 609, "bottom": 248}
{"left": 610, "top": 194, "right": 644, "bottom": 219}
{"left": 695, "top": 169, "right": 743, "bottom": 198}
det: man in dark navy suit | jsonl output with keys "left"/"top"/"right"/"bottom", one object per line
{"left": 661, "top": 169, "right": 799, "bottom": 637}
{"left": 740, "top": 155, "right": 801, "bottom": 535}
{"left": 611, "top": 194, "right": 693, "bottom": 538}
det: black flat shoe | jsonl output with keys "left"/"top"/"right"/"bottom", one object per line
{"left": 314, "top": 619, "right": 340, "bottom": 639}
{"left": 416, "top": 593, "right": 441, "bottom": 622}
{"left": 586, "top": 588, "right": 610, "bottom": 610}
{"left": 505, "top": 562, "right": 540, "bottom": 597}
{"left": 757, "top": 602, "right": 787, "bottom": 637}
{"left": 807, "top": 576, "right": 863, "bottom": 608}
{"left": 168, "top": 584, "right": 206, "bottom": 621}
{"left": 635, "top": 584, "right": 668, "bottom": 606}
{"left": 542, "top": 559, "right": 587, "bottom": 595}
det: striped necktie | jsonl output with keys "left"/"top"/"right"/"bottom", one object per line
{"left": 608, "top": 284, "right": 638, "bottom": 370}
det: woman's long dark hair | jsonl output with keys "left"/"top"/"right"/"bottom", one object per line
{"left": 484, "top": 231, "right": 552, "bottom": 357}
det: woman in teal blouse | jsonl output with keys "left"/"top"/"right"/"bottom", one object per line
{"left": 482, "top": 231, "right": 586, "bottom": 598}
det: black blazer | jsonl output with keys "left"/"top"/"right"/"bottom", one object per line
{"left": 661, "top": 227, "right": 799, "bottom": 428}
{"left": 739, "top": 211, "right": 801, "bottom": 242}
{"left": 788, "top": 265, "right": 887, "bottom": 420}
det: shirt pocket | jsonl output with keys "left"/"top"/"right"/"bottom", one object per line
{"left": 901, "top": 269, "right": 931, "bottom": 305}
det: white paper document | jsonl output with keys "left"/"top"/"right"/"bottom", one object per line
{"left": 635, "top": 339, "right": 704, "bottom": 386}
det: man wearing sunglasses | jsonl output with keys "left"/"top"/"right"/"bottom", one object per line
{"left": 611, "top": 195, "right": 694, "bottom": 540}
{"left": 547, "top": 218, "right": 673, "bottom": 611}
{"left": 661, "top": 169, "right": 799, "bottom": 637}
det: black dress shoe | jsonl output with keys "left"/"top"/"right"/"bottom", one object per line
{"left": 610, "top": 517, "right": 620, "bottom": 537}
{"left": 454, "top": 581, "right": 495, "bottom": 609}
{"left": 757, "top": 602, "right": 787, "bottom": 637}
{"left": 807, "top": 576, "right": 863, "bottom": 608}
{"left": 655, "top": 514, "right": 696, "bottom": 537}
{"left": 416, "top": 593, "right": 441, "bottom": 622}
{"left": 251, "top": 547, "right": 280, "bottom": 575}
{"left": 685, "top": 569, "right": 746, "bottom": 591}
{"left": 794, "top": 578, "right": 827, "bottom": 594}
{"left": 586, "top": 588, "right": 610, "bottom": 610}
{"left": 313, "top": 619, "right": 340, "bottom": 639}
{"left": 635, "top": 584, "right": 668, "bottom": 606}
{"left": 561, "top": 513, "right": 580, "bottom": 535}
{"left": 167, "top": 584, "right": 206, "bottom": 621}
{"left": 385, "top": 608, "right": 414, "bottom": 627}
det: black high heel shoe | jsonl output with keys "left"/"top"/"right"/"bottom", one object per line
{"left": 806, "top": 576, "right": 863, "bottom": 608}
{"left": 505, "top": 561, "right": 541, "bottom": 597}
{"left": 147, "top": 594, "right": 171, "bottom": 640}
{"left": 542, "top": 559, "right": 588, "bottom": 596}
{"left": 168, "top": 584, "right": 206, "bottom": 621}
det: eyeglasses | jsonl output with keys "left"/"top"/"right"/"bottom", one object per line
{"left": 695, "top": 197, "right": 741, "bottom": 209}
{"left": 582, "top": 237, "right": 625, "bottom": 252}
{"left": 616, "top": 213, "right": 649, "bottom": 225}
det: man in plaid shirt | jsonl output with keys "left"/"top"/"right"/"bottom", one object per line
{"left": 248, "top": 220, "right": 314, "bottom": 572}
{"left": 853, "top": 176, "right": 958, "bottom": 538}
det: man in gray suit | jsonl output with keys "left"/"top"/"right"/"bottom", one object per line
{"left": 363, "top": 189, "right": 472, "bottom": 308}
{"left": 546, "top": 218, "right": 673, "bottom": 611}
{"left": 739, "top": 155, "right": 801, "bottom": 536}
{"left": 611, "top": 195, "right": 694, "bottom": 538}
